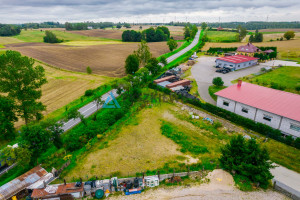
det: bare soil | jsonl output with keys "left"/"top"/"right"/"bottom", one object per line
{"left": 67, "top": 29, "right": 123, "bottom": 40}
{"left": 6, "top": 42, "right": 174, "bottom": 77}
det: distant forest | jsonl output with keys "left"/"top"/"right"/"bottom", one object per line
{"left": 206, "top": 22, "right": 300, "bottom": 30}
{"left": 0, "top": 24, "right": 21, "bottom": 36}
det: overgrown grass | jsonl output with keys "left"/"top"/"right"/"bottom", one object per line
{"left": 208, "top": 85, "right": 227, "bottom": 101}
{"left": 246, "top": 66, "right": 300, "bottom": 94}
{"left": 206, "top": 31, "right": 238, "bottom": 43}
{"left": 233, "top": 174, "right": 254, "bottom": 191}
{"left": 161, "top": 121, "right": 209, "bottom": 154}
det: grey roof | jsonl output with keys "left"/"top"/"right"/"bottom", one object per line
{"left": 157, "top": 81, "right": 171, "bottom": 87}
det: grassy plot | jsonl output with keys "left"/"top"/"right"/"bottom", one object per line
{"left": 11, "top": 30, "right": 120, "bottom": 43}
{"left": 158, "top": 40, "right": 190, "bottom": 60}
{"left": 247, "top": 66, "right": 300, "bottom": 94}
{"left": 208, "top": 85, "right": 227, "bottom": 101}
{"left": 206, "top": 31, "right": 238, "bottom": 43}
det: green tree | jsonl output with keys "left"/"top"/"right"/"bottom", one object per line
{"left": 219, "top": 135, "right": 273, "bottom": 188}
{"left": 201, "top": 22, "right": 207, "bottom": 30}
{"left": 43, "top": 31, "right": 62, "bottom": 43}
{"left": 253, "top": 29, "right": 263, "bottom": 42}
{"left": 157, "top": 26, "right": 170, "bottom": 38}
{"left": 124, "top": 23, "right": 131, "bottom": 28}
{"left": 125, "top": 54, "right": 139, "bottom": 74}
{"left": 0, "top": 51, "right": 47, "bottom": 125}
{"left": 155, "top": 29, "right": 167, "bottom": 41}
{"left": 145, "top": 57, "right": 161, "bottom": 76}
{"left": 86, "top": 66, "right": 92, "bottom": 74}
{"left": 1, "top": 145, "right": 32, "bottom": 167}
{"left": 236, "top": 25, "right": 247, "bottom": 42}
{"left": 116, "top": 24, "right": 122, "bottom": 29}
{"left": 159, "top": 56, "right": 168, "bottom": 66}
{"left": 0, "top": 95, "right": 17, "bottom": 139}
{"left": 21, "top": 124, "right": 51, "bottom": 158}
{"left": 167, "top": 39, "right": 178, "bottom": 51}
{"left": 284, "top": 31, "right": 295, "bottom": 40}
{"left": 184, "top": 26, "right": 191, "bottom": 40}
{"left": 48, "top": 122, "right": 63, "bottom": 149}
{"left": 212, "top": 77, "right": 224, "bottom": 86}
{"left": 249, "top": 34, "right": 254, "bottom": 43}
{"left": 134, "top": 40, "right": 152, "bottom": 67}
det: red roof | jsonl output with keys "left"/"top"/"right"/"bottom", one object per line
{"left": 215, "top": 82, "right": 300, "bottom": 122}
{"left": 237, "top": 43, "right": 261, "bottom": 53}
{"left": 216, "top": 55, "right": 258, "bottom": 64}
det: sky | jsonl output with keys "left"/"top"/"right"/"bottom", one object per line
{"left": 0, "top": 0, "right": 300, "bottom": 24}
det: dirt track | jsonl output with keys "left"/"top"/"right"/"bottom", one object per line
{"left": 108, "top": 170, "right": 288, "bottom": 200}
{"left": 6, "top": 42, "right": 174, "bottom": 77}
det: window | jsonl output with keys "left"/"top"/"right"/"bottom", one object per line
{"left": 238, "top": 65, "right": 240, "bottom": 68}
{"left": 263, "top": 115, "right": 272, "bottom": 122}
{"left": 241, "top": 107, "right": 248, "bottom": 113}
{"left": 290, "top": 124, "right": 300, "bottom": 132}
{"left": 223, "top": 101, "right": 229, "bottom": 106}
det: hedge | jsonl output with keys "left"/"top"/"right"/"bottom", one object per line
{"left": 148, "top": 83, "right": 300, "bottom": 150}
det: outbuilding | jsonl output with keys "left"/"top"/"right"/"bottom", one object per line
{"left": 215, "top": 81, "right": 300, "bottom": 138}
{"left": 215, "top": 55, "right": 258, "bottom": 71}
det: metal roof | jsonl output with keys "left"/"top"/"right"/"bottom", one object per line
{"left": 0, "top": 166, "right": 49, "bottom": 200}
{"left": 216, "top": 55, "right": 258, "bottom": 64}
{"left": 157, "top": 81, "right": 171, "bottom": 87}
{"left": 215, "top": 82, "right": 300, "bottom": 122}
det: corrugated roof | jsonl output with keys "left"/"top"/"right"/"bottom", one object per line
{"left": 216, "top": 55, "right": 258, "bottom": 64}
{"left": 0, "top": 166, "right": 49, "bottom": 200}
{"left": 154, "top": 76, "right": 175, "bottom": 84}
{"left": 166, "top": 79, "right": 191, "bottom": 88}
{"left": 215, "top": 82, "right": 300, "bottom": 122}
{"left": 31, "top": 183, "right": 84, "bottom": 199}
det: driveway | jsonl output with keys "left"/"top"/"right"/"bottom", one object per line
{"left": 191, "top": 56, "right": 300, "bottom": 104}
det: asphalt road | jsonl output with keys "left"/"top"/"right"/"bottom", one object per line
{"left": 61, "top": 89, "right": 118, "bottom": 132}
{"left": 166, "top": 30, "right": 201, "bottom": 64}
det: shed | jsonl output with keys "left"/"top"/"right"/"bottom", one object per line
{"left": 170, "top": 85, "right": 185, "bottom": 92}
{"left": 144, "top": 176, "right": 159, "bottom": 188}
{"left": 154, "top": 76, "right": 175, "bottom": 84}
{"left": 0, "top": 166, "right": 50, "bottom": 200}
{"left": 157, "top": 81, "right": 172, "bottom": 88}
{"left": 166, "top": 80, "right": 191, "bottom": 89}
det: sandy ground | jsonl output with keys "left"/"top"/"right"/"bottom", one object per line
{"left": 108, "top": 169, "right": 288, "bottom": 200}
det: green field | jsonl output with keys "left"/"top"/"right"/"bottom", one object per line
{"left": 247, "top": 66, "right": 300, "bottom": 94}
{"left": 206, "top": 31, "right": 238, "bottom": 43}
{"left": 2, "top": 30, "right": 120, "bottom": 44}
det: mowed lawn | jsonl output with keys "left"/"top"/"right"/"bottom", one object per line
{"left": 249, "top": 66, "right": 300, "bottom": 94}
{"left": 62, "top": 101, "right": 300, "bottom": 181}
{"left": 206, "top": 31, "right": 238, "bottom": 43}
{"left": 14, "top": 61, "right": 113, "bottom": 128}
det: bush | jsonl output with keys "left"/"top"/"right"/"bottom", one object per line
{"left": 86, "top": 66, "right": 92, "bottom": 74}
{"left": 43, "top": 31, "right": 63, "bottom": 43}
{"left": 84, "top": 89, "right": 94, "bottom": 96}
{"left": 212, "top": 77, "right": 224, "bottom": 86}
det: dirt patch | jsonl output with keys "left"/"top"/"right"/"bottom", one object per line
{"left": 67, "top": 29, "right": 123, "bottom": 40}
{"left": 6, "top": 42, "right": 175, "bottom": 77}
{"left": 108, "top": 169, "right": 287, "bottom": 200}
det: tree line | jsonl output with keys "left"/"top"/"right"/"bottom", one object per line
{"left": 0, "top": 24, "right": 21, "bottom": 36}
{"left": 122, "top": 26, "right": 170, "bottom": 42}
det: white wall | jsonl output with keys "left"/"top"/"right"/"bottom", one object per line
{"left": 279, "top": 118, "right": 300, "bottom": 138}
{"left": 254, "top": 109, "right": 282, "bottom": 129}
{"left": 234, "top": 102, "right": 257, "bottom": 120}
{"left": 216, "top": 96, "right": 236, "bottom": 112}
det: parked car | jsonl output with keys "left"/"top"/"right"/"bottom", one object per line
{"left": 216, "top": 69, "right": 223, "bottom": 73}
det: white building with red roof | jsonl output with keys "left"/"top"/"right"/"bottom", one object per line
{"left": 215, "top": 55, "right": 258, "bottom": 71}
{"left": 215, "top": 81, "right": 300, "bottom": 138}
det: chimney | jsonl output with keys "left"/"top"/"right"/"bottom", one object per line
{"left": 237, "top": 79, "right": 242, "bottom": 87}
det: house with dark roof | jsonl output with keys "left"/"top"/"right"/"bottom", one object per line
{"left": 215, "top": 55, "right": 259, "bottom": 70}
{"left": 215, "top": 81, "right": 300, "bottom": 138}
{"left": 237, "top": 43, "right": 261, "bottom": 56}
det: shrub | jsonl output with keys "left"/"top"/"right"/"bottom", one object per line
{"left": 43, "top": 31, "right": 63, "bottom": 43}
{"left": 86, "top": 66, "right": 92, "bottom": 74}
{"left": 84, "top": 89, "right": 94, "bottom": 96}
{"left": 212, "top": 77, "right": 224, "bottom": 86}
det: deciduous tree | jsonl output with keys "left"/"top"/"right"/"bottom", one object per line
{"left": 125, "top": 54, "right": 139, "bottom": 75}
{"left": 0, "top": 51, "right": 47, "bottom": 125}
{"left": 145, "top": 57, "right": 161, "bottom": 76}
{"left": 134, "top": 40, "right": 152, "bottom": 67}
{"left": 167, "top": 39, "right": 178, "bottom": 51}
{"left": 212, "top": 77, "right": 224, "bottom": 86}
{"left": 284, "top": 31, "right": 295, "bottom": 40}
{"left": 0, "top": 95, "right": 17, "bottom": 139}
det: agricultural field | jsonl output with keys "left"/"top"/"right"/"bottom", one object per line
{"left": 6, "top": 41, "right": 176, "bottom": 77}
{"left": 67, "top": 29, "right": 123, "bottom": 40}
{"left": 206, "top": 31, "right": 238, "bottom": 43}
{"left": 61, "top": 100, "right": 300, "bottom": 182}
{"left": 241, "top": 66, "right": 300, "bottom": 94}
{"left": 13, "top": 61, "right": 112, "bottom": 127}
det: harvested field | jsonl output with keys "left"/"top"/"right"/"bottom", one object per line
{"left": 257, "top": 28, "right": 300, "bottom": 32}
{"left": 67, "top": 29, "right": 123, "bottom": 40}
{"left": 14, "top": 61, "right": 112, "bottom": 127}
{"left": 6, "top": 41, "right": 175, "bottom": 77}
